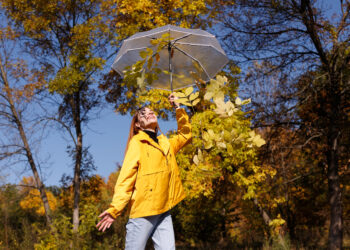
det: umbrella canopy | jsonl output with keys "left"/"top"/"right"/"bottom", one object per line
{"left": 112, "top": 25, "right": 229, "bottom": 91}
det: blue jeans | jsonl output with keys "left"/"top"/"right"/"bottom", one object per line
{"left": 125, "top": 211, "right": 175, "bottom": 250}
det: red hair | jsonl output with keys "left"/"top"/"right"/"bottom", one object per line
{"left": 124, "top": 107, "right": 160, "bottom": 157}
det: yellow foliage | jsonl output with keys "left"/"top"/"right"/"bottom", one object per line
{"left": 174, "top": 87, "right": 201, "bottom": 107}
{"left": 20, "top": 189, "right": 57, "bottom": 216}
{"left": 18, "top": 177, "right": 57, "bottom": 216}
{"left": 113, "top": 0, "right": 214, "bottom": 40}
{"left": 172, "top": 73, "right": 274, "bottom": 203}
{"left": 1, "top": 0, "right": 112, "bottom": 95}
{"left": 269, "top": 214, "right": 286, "bottom": 235}
{"left": 59, "top": 175, "right": 107, "bottom": 210}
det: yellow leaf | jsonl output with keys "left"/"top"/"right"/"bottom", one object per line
{"left": 177, "top": 99, "right": 192, "bottom": 106}
{"left": 173, "top": 91, "right": 186, "bottom": 98}
{"left": 208, "top": 129, "right": 215, "bottom": 138}
{"left": 204, "top": 91, "right": 213, "bottom": 100}
{"left": 204, "top": 141, "right": 213, "bottom": 149}
{"left": 252, "top": 134, "right": 266, "bottom": 147}
{"left": 202, "top": 131, "right": 210, "bottom": 141}
{"left": 150, "top": 39, "right": 158, "bottom": 46}
{"left": 139, "top": 50, "right": 148, "bottom": 59}
{"left": 198, "top": 149, "right": 203, "bottom": 161}
{"left": 242, "top": 98, "right": 251, "bottom": 105}
{"left": 216, "top": 75, "right": 227, "bottom": 86}
{"left": 189, "top": 91, "right": 199, "bottom": 101}
{"left": 235, "top": 97, "right": 242, "bottom": 105}
{"left": 184, "top": 86, "right": 194, "bottom": 96}
{"left": 193, "top": 155, "right": 199, "bottom": 165}
{"left": 192, "top": 98, "right": 200, "bottom": 106}
{"left": 217, "top": 141, "right": 226, "bottom": 148}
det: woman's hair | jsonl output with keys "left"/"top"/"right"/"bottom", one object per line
{"left": 124, "top": 107, "right": 160, "bottom": 157}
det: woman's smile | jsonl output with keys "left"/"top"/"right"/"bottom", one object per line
{"left": 137, "top": 107, "right": 158, "bottom": 131}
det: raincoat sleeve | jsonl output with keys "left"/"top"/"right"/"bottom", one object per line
{"left": 105, "top": 138, "right": 140, "bottom": 219}
{"left": 169, "top": 108, "right": 192, "bottom": 154}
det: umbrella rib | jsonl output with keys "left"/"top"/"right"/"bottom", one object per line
{"left": 171, "top": 34, "right": 192, "bottom": 44}
{"left": 125, "top": 30, "right": 214, "bottom": 42}
{"left": 174, "top": 42, "right": 227, "bottom": 56}
{"left": 172, "top": 44, "right": 211, "bottom": 80}
{"left": 114, "top": 46, "right": 157, "bottom": 62}
{"left": 123, "top": 46, "right": 155, "bottom": 51}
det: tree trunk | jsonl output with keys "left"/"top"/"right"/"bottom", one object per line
{"left": 253, "top": 197, "right": 272, "bottom": 226}
{"left": 325, "top": 75, "right": 343, "bottom": 250}
{"left": 0, "top": 58, "right": 52, "bottom": 226}
{"left": 327, "top": 129, "right": 343, "bottom": 250}
{"left": 71, "top": 92, "right": 82, "bottom": 233}
{"left": 4, "top": 196, "right": 9, "bottom": 250}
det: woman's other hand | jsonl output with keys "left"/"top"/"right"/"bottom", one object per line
{"left": 168, "top": 93, "right": 180, "bottom": 109}
{"left": 96, "top": 210, "right": 115, "bottom": 232}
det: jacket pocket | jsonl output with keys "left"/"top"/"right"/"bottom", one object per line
{"left": 141, "top": 154, "right": 168, "bottom": 175}
{"left": 143, "top": 170, "right": 170, "bottom": 204}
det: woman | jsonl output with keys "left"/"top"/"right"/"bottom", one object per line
{"left": 97, "top": 94, "right": 191, "bottom": 250}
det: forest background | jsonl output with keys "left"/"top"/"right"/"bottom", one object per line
{"left": 0, "top": 0, "right": 349, "bottom": 249}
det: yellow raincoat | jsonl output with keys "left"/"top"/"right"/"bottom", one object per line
{"left": 106, "top": 108, "right": 191, "bottom": 219}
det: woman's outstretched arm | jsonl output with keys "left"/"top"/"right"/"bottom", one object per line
{"left": 168, "top": 94, "right": 192, "bottom": 154}
{"left": 96, "top": 138, "right": 140, "bottom": 231}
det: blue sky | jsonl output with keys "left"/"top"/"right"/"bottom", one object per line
{"left": 3, "top": 104, "right": 178, "bottom": 186}
{"left": 40, "top": 109, "right": 178, "bottom": 186}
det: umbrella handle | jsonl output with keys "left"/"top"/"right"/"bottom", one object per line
{"left": 168, "top": 43, "right": 173, "bottom": 92}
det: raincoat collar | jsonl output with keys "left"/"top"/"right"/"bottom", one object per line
{"left": 137, "top": 130, "right": 170, "bottom": 156}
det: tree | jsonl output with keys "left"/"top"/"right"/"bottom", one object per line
{"left": 239, "top": 64, "right": 332, "bottom": 247}
{"left": 0, "top": 0, "right": 117, "bottom": 232}
{"left": 0, "top": 21, "right": 53, "bottom": 226}
{"left": 219, "top": 0, "right": 350, "bottom": 248}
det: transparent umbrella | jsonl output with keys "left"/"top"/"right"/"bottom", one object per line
{"left": 112, "top": 25, "right": 229, "bottom": 91}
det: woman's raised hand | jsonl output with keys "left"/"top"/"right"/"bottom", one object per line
{"left": 96, "top": 210, "right": 115, "bottom": 232}
{"left": 168, "top": 93, "right": 180, "bottom": 109}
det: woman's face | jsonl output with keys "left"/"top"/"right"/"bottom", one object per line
{"left": 136, "top": 107, "right": 158, "bottom": 131}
